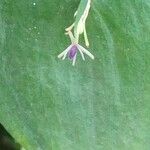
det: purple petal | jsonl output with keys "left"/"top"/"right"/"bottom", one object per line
{"left": 68, "top": 45, "right": 78, "bottom": 59}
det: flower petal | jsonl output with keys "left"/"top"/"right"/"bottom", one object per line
{"left": 78, "top": 47, "right": 85, "bottom": 60}
{"left": 77, "top": 44, "right": 94, "bottom": 60}
{"left": 58, "top": 44, "right": 73, "bottom": 59}
{"left": 72, "top": 54, "right": 77, "bottom": 66}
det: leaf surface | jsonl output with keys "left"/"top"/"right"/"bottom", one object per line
{"left": 0, "top": 0, "right": 150, "bottom": 149}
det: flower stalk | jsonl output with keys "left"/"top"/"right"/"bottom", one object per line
{"left": 58, "top": 0, "right": 94, "bottom": 66}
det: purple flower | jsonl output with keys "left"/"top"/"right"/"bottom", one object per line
{"left": 58, "top": 31, "right": 94, "bottom": 66}
{"left": 58, "top": 43, "right": 94, "bottom": 66}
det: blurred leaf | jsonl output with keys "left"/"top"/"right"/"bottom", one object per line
{"left": 0, "top": 0, "right": 150, "bottom": 149}
{"left": 0, "top": 123, "right": 21, "bottom": 150}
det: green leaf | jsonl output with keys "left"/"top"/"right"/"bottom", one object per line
{"left": 0, "top": 0, "right": 150, "bottom": 149}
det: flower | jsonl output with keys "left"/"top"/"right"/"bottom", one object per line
{"left": 58, "top": 31, "right": 94, "bottom": 66}
{"left": 58, "top": 43, "right": 94, "bottom": 66}
{"left": 58, "top": 0, "right": 94, "bottom": 66}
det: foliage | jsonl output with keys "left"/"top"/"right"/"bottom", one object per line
{"left": 0, "top": 0, "right": 150, "bottom": 149}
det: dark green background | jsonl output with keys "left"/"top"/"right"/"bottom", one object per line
{"left": 0, "top": 0, "right": 150, "bottom": 149}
